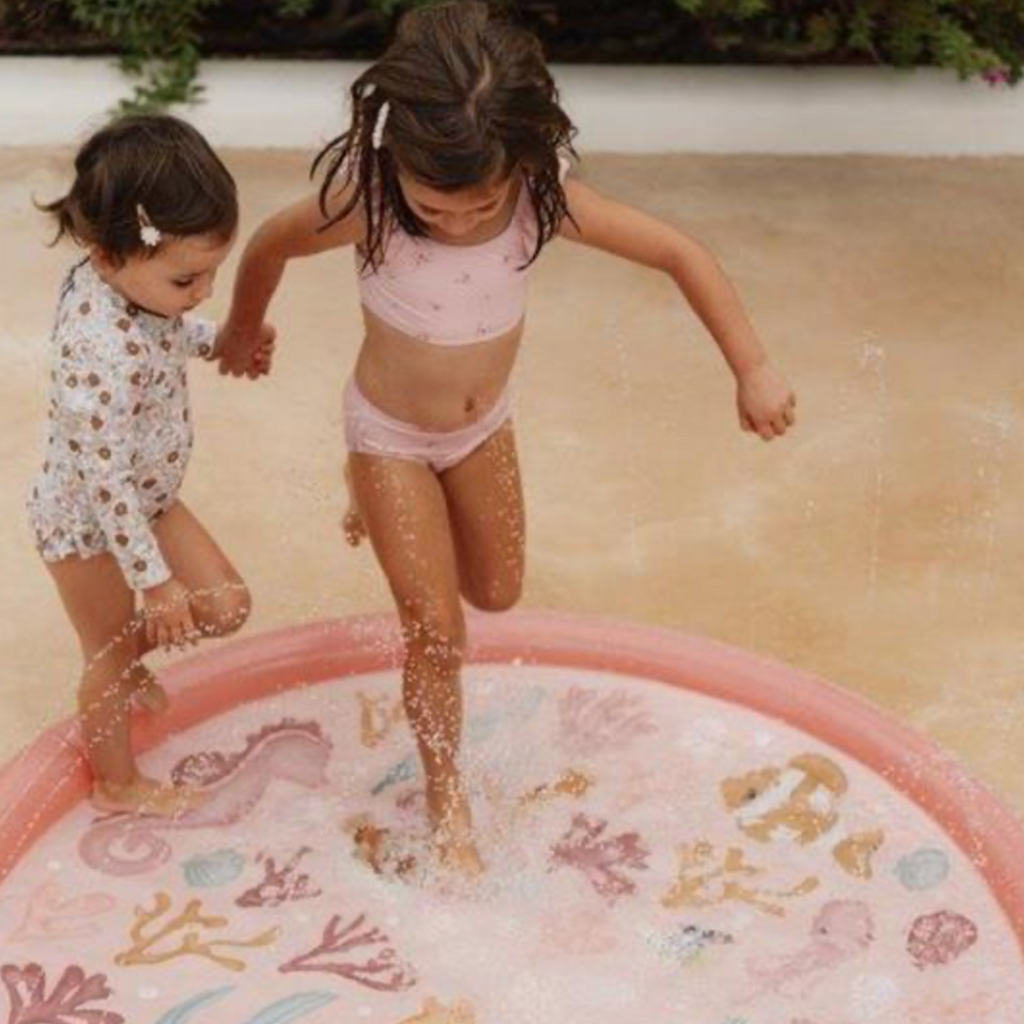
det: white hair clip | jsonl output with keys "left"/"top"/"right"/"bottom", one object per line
{"left": 372, "top": 101, "right": 390, "bottom": 151}
{"left": 136, "top": 204, "right": 162, "bottom": 248}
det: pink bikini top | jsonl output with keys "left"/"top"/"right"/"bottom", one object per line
{"left": 356, "top": 163, "right": 566, "bottom": 347}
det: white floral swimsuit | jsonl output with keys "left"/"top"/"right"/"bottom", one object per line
{"left": 26, "top": 259, "right": 216, "bottom": 591}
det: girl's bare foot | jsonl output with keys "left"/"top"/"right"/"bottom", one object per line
{"left": 429, "top": 787, "right": 484, "bottom": 878}
{"left": 126, "top": 663, "right": 169, "bottom": 715}
{"left": 342, "top": 461, "right": 367, "bottom": 547}
{"left": 90, "top": 776, "right": 204, "bottom": 817}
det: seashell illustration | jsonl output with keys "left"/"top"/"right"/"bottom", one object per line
{"left": 182, "top": 849, "right": 246, "bottom": 888}
{"left": 895, "top": 848, "right": 950, "bottom": 892}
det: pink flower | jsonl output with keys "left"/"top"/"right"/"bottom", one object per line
{"left": 983, "top": 67, "right": 1011, "bottom": 87}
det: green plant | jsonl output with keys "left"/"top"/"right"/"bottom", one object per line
{"left": 674, "top": 0, "right": 1022, "bottom": 83}
{"left": 58, "top": 0, "right": 1024, "bottom": 114}
{"left": 65, "top": 0, "right": 220, "bottom": 111}
{"left": 63, "top": 0, "right": 393, "bottom": 111}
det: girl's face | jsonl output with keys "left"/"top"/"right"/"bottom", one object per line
{"left": 398, "top": 171, "right": 516, "bottom": 241}
{"left": 93, "top": 232, "right": 236, "bottom": 319}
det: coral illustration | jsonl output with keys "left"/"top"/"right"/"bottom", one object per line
{"left": 557, "top": 686, "right": 657, "bottom": 755}
{"left": 1, "top": 962, "right": 124, "bottom": 1024}
{"left": 236, "top": 847, "right": 322, "bottom": 908}
{"left": 280, "top": 913, "right": 416, "bottom": 992}
{"left": 662, "top": 840, "right": 819, "bottom": 918}
{"left": 114, "top": 892, "right": 279, "bottom": 972}
{"left": 549, "top": 813, "right": 650, "bottom": 902}
{"left": 518, "top": 768, "right": 594, "bottom": 812}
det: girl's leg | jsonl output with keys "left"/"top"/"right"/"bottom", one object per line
{"left": 151, "top": 500, "right": 252, "bottom": 638}
{"left": 347, "top": 452, "right": 483, "bottom": 876}
{"left": 119, "top": 500, "right": 253, "bottom": 714}
{"left": 441, "top": 421, "right": 526, "bottom": 613}
{"left": 47, "top": 501, "right": 250, "bottom": 815}
{"left": 342, "top": 460, "right": 368, "bottom": 547}
{"left": 46, "top": 552, "right": 198, "bottom": 816}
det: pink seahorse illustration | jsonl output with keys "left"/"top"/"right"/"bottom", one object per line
{"left": 78, "top": 720, "right": 332, "bottom": 876}
{"left": 744, "top": 900, "right": 875, "bottom": 1001}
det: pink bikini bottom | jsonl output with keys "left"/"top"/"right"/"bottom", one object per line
{"left": 342, "top": 377, "right": 512, "bottom": 473}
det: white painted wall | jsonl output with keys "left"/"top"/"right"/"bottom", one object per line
{"left": 0, "top": 57, "right": 1022, "bottom": 155}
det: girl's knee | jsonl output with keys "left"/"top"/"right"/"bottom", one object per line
{"left": 195, "top": 581, "right": 252, "bottom": 638}
{"left": 464, "top": 575, "right": 523, "bottom": 613}
{"left": 462, "top": 560, "right": 524, "bottom": 613}
{"left": 403, "top": 608, "right": 466, "bottom": 670}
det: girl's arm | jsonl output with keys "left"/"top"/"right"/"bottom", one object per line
{"left": 179, "top": 316, "right": 218, "bottom": 360}
{"left": 218, "top": 187, "right": 366, "bottom": 376}
{"left": 559, "top": 179, "right": 795, "bottom": 440}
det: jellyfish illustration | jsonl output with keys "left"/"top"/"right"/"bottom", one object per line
{"left": 745, "top": 900, "right": 875, "bottom": 999}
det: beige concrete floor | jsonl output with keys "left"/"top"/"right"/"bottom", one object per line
{"left": 3, "top": 149, "right": 1024, "bottom": 817}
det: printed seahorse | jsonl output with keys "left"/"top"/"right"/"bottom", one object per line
{"left": 79, "top": 720, "right": 332, "bottom": 876}
{"left": 372, "top": 686, "right": 544, "bottom": 795}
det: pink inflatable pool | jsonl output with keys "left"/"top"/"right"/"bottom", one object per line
{"left": 1, "top": 612, "right": 1022, "bottom": 1024}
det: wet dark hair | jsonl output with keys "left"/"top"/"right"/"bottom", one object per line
{"left": 312, "top": 0, "right": 577, "bottom": 272}
{"left": 41, "top": 114, "right": 238, "bottom": 264}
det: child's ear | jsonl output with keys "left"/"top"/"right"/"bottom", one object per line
{"left": 89, "top": 244, "right": 128, "bottom": 273}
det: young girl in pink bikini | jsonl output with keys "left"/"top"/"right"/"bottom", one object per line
{"left": 219, "top": 0, "right": 796, "bottom": 875}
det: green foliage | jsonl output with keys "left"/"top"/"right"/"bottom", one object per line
{"left": 673, "top": 0, "right": 1020, "bottom": 82}
{"left": 65, "top": 0, "right": 220, "bottom": 111}
{"left": 60, "top": 0, "right": 1024, "bottom": 113}
{"left": 62, "top": 0, "right": 398, "bottom": 110}
{"left": 275, "top": 0, "right": 320, "bottom": 16}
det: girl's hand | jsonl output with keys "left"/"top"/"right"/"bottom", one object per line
{"left": 247, "top": 330, "right": 277, "bottom": 380}
{"left": 217, "top": 322, "right": 273, "bottom": 378}
{"left": 737, "top": 363, "right": 796, "bottom": 441}
{"left": 142, "top": 577, "right": 198, "bottom": 651}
